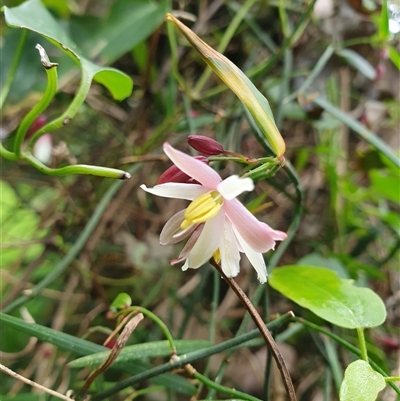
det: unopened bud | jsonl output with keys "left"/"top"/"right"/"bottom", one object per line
{"left": 157, "top": 155, "right": 208, "bottom": 184}
{"left": 33, "top": 133, "right": 52, "bottom": 164}
{"left": 188, "top": 135, "right": 224, "bottom": 155}
{"left": 27, "top": 115, "right": 47, "bottom": 137}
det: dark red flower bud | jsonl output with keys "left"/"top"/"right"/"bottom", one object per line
{"left": 188, "top": 135, "right": 224, "bottom": 155}
{"left": 376, "top": 336, "right": 399, "bottom": 351}
{"left": 157, "top": 156, "right": 208, "bottom": 184}
{"left": 104, "top": 338, "right": 117, "bottom": 349}
{"left": 27, "top": 114, "right": 47, "bottom": 137}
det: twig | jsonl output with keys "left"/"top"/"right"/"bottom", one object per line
{"left": 0, "top": 363, "right": 74, "bottom": 401}
{"left": 76, "top": 313, "right": 144, "bottom": 400}
{"left": 210, "top": 258, "right": 297, "bottom": 401}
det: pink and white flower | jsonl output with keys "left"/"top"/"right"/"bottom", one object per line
{"left": 141, "top": 143, "right": 287, "bottom": 283}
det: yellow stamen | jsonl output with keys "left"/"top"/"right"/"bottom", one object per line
{"left": 181, "top": 191, "right": 223, "bottom": 229}
{"left": 213, "top": 249, "right": 221, "bottom": 264}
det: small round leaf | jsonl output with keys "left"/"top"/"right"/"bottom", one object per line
{"left": 340, "top": 360, "right": 386, "bottom": 401}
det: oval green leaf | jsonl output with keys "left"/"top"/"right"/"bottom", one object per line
{"left": 339, "top": 360, "right": 386, "bottom": 401}
{"left": 269, "top": 266, "right": 386, "bottom": 328}
{"left": 3, "top": 0, "right": 132, "bottom": 100}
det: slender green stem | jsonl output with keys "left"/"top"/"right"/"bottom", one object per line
{"left": 127, "top": 386, "right": 165, "bottom": 400}
{"left": 245, "top": 0, "right": 318, "bottom": 80}
{"left": 209, "top": 270, "right": 220, "bottom": 344}
{"left": 263, "top": 331, "right": 273, "bottom": 401}
{"left": 276, "top": 46, "right": 292, "bottom": 128}
{"left": 278, "top": 0, "right": 291, "bottom": 38}
{"left": 120, "top": 307, "right": 177, "bottom": 355}
{"left": 0, "top": 30, "right": 27, "bottom": 110}
{"left": 356, "top": 328, "right": 368, "bottom": 362}
{"left": 90, "top": 313, "right": 292, "bottom": 401}
{"left": 14, "top": 46, "right": 58, "bottom": 157}
{"left": 23, "top": 153, "right": 130, "bottom": 179}
{"left": 2, "top": 164, "right": 141, "bottom": 314}
{"left": 182, "top": 94, "right": 196, "bottom": 136}
{"left": 193, "top": 0, "right": 258, "bottom": 94}
{"left": 323, "top": 367, "right": 333, "bottom": 401}
{"left": 166, "top": 17, "right": 186, "bottom": 91}
{"left": 27, "top": 62, "right": 92, "bottom": 151}
{"left": 192, "top": 370, "right": 262, "bottom": 401}
{"left": 284, "top": 44, "right": 335, "bottom": 104}
{"left": 0, "top": 142, "right": 17, "bottom": 160}
{"left": 385, "top": 376, "right": 400, "bottom": 382}
{"left": 196, "top": 269, "right": 220, "bottom": 398}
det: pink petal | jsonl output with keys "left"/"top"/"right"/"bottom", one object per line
{"left": 223, "top": 198, "right": 286, "bottom": 253}
{"left": 163, "top": 143, "right": 221, "bottom": 189}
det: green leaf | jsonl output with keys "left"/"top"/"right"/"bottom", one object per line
{"left": 69, "top": 339, "right": 211, "bottom": 368}
{"left": 379, "top": 0, "right": 390, "bottom": 41}
{"left": 0, "top": 312, "right": 196, "bottom": 396}
{"left": 298, "top": 253, "right": 349, "bottom": 279}
{"left": 0, "top": 180, "right": 48, "bottom": 267}
{"left": 269, "top": 266, "right": 387, "bottom": 328}
{"left": 337, "top": 49, "right": 376, "bottom": 80}
{"left": 369, "top": 169, "right": 400, "bottom": 203}
{"left": 3, "top": 0, "right": 132, "bottom": 100}
{"left": 69, "top": 0, "right": 167, "bottom": 64}
{"left": 110, "top": 292, "right": 132, "bottom": 312}
{"left": 388, "top": 46, "right": 400, "bottom": 70}
{"left": 339, "top": 360, "right": 386, "bottom": 401}
{"left": 1, "top": 395, "right": 45, "bottom": 401}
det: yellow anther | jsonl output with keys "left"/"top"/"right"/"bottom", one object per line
{"left": 181, "top": 191, "right": 223, "bottom": 229}
{"left": 213, "top": 249, "right": 221, "bottom": 264}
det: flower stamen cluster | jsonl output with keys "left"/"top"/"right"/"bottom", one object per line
{"left": 182, "top": 191, "right": 223, "bottom": 229}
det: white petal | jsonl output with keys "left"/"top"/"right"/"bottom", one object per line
{"left": 186, "top": 212, "right": 223, "bottom": 268}
{"left": 182, "top": 260, "right": 189, "bottom": 271}
{"left": 234, "top": 227, "right": 268, "bottom": 284}
{"left": 219, "top": 217, "right": 241, "bottom": 278}
{"left": 163, "top": 143, "right": 222, "bottom": 189}
{"left": 33, "top": 134, "right": 52, "bottom": 164}
{"left": 217, "top": 175, "right": 254, "bottom": 200}
{"left": 140, "top": 183, "right": 206, "bottom": 200}
{"left": 160, "top": 210, "right": 196, "bottom": 245}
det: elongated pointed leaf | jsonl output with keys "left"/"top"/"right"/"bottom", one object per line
{"left": 69, "top": 339, "right": 211, "bottom": 368}
{"left": 269, "top": 266, "right": 386, "bottom": 328}
{"left": 3, "top": 0, "right": 132, "bottom": 100}
{"left": 379, "top": 0, "right": 390, "bottom": 41}
{"left": 337, "top": 49, "right": 376, "bottom": 80}
{"left": 339, "top": 360, "right": 386, "bottom": 401}
{"left": 166, "top": 13, "right": 286, "bottom": 157}
{"left": 69, "top": 0, "right": 167, "bottom": 64}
